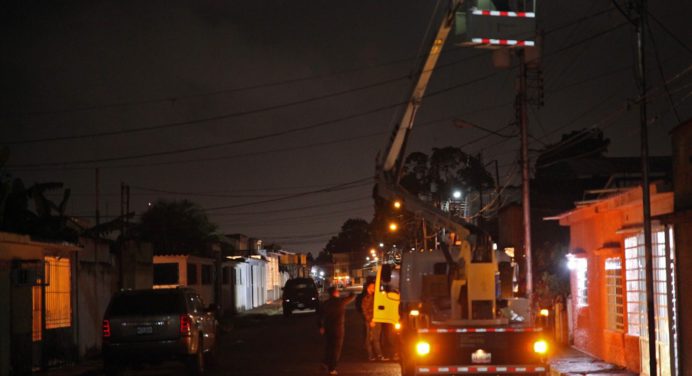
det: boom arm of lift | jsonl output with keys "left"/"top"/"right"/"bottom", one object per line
{"left": 376, "top": 0, "right": 471, "bottom": 262}
{"left": 379, "top": 0, "right": 461, "bottom": 174}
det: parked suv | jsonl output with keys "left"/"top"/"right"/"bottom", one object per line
{"left": 102, "top": 287, "right": 217, "bottom": 375}
{"left": 282, "top": 277, "right": 320, "bottom": 316}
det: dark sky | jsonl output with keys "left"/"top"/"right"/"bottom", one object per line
{"left": 2, "top": 0, "right": 691, "bottom": 254}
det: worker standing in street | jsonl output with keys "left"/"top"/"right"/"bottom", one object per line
{"left": 361, "top": 281, "right": 387, "bottom": 361}
{"left": 319, "top": 286, "right": 356, "bottom": 375}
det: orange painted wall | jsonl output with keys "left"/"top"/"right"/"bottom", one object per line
{"left": 561, "top": 185, "right": 673, "bottom": 373}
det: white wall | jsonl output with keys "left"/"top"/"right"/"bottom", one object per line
{"left": 77, "top": 239, "right": 114, "bottom": 359}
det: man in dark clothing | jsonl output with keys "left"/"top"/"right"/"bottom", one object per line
{"left": 361, "top": 281, "right": 387, "bottom": 361}
{"left": 319, "top": 286, "right": 356, "bottom": 375}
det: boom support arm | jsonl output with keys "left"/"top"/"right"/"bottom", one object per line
{"left": 381, "top": 0, "right": 461, "bottom": 173}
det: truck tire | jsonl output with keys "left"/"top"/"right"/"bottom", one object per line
{"left": 400, "top": 355, "right": 416, "bottom": 376}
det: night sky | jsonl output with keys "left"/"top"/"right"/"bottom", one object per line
{"left": 2, "top": 0, "right": 691, "bottom": 254}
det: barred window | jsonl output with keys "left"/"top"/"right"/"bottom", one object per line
{"left": 44, "top": 256, "right": 71, "bottom": 329}
{"left": 625, "top": 236, "right": 645, "bottom": 336}
{"left": 605, "top": 257, "right": 624, "bottom": 331}
{"left": 572, "top": 258, "right": 588, "bottom": 306}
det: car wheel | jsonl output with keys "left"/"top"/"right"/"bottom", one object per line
{"left": 186, "top": 337, "right": 205, "bottom": 375}
{"left": 204, "top": 343, "right": 218, "bottom": 368}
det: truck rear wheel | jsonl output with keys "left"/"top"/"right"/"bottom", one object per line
{"left": 400, "top": 354, "right": 416, "bottom": 376}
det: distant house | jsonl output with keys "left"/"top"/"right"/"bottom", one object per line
{"left": 552, "top": 183, "right": 678, "bottom": 375}
{"left": 153, "top": 254, "right": 216, "bottom": 307}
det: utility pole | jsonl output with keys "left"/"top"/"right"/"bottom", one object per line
{"left": 517, "top": 48, "right": 533, "bottom": 298}
{"left": 635, "top": 0, "right": 658, "bottom": 374}
{"left": 95, "top": 168, "right": 100, "bottom": 226}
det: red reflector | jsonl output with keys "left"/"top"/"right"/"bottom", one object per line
{"left": 180, "top": 315, "right": 192, "bottom": 336}
{"left": 102, "top": 320, "right": 111, "bottom": 338}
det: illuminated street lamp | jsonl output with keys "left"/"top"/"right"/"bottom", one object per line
{"left": 452, "top": 190, "right": 462, "bottom": 199}
{"left": 379, "top": 243, "right": 384, "bottom": 248}
{"left": 389, "top": 222, "right": 398, "bottom": 232}
{"left": 393, "top": 200, "right": 402, "bottom": 209}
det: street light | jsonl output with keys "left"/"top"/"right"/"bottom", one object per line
{"left": 452, "top": 190, "right": 462, "bottom": 199}
{"left": 389, "top": 222, "right": 398, "bottom": 232}
{"left": 393, "top": 200, "right": 402, "bottom": 209}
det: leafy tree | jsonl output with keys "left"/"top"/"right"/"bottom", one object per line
{"left": 323, "top": 218, "right": 373, "bottom": 270}
{"left": 314, "top": 250, "right": 333, "bottom": 264}
{"left": 398, "top": 146, "right": 495, "bottom": 212}
{"left": 324, "top": 218, "right": 372, "bottom": 254}
{"left": 132, "top": 199, "right": 219, "bottom": 255}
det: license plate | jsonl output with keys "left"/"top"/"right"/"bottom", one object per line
{"left": 471, "top": 349, "right": 492, "bottom": 364}
{"left": 136, "top": 326, "right": 153, "bottom": 335}
{"left": 297, "top": 303, "right": 305, "bottom": 308}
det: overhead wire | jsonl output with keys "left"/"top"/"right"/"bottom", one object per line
{"left": 4, "top": 19, "right": 626, "bottom": 150}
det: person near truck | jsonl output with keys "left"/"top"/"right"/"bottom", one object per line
{"left": 361, "top": 281, "right": 388, "bottom": 361}
{"left": 319, "top": 286, "right": 355, "bottom": 375}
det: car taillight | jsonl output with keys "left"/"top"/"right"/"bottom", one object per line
{"left": 102, "top": 320, "right": 111, "bottom": 338}
{"left": 180, "top": 315, "right": 192, "bottom": 336}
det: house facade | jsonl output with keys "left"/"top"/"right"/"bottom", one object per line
{"left": 554, "top": 184, "right": 679, "bottom": 375}
{"left": 0, "top": 232, "right": 80, "bottom": 375}
{"left": 153, "top": 254, "right": 217, "bottom": 307}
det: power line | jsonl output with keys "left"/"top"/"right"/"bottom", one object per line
{"left": 7, "top": 69, "right": 502, "bottom": 168}
{"left": 216, "top": 204, "right": 372, "bottom": 227}
{"left": 647, "top": 18, "right": 682, "bottom": 123}
{"left": 6, "top": 23, "right": 632, "bottom": 169}
{"left": 203, "top": 177, "right": 372, "bottom": 213}
{"left": 9, "top": 117, "right": 457, "bottom": 172}
{"left": 130, "top": 178, "right": 370, "bottom": 200}
{"left": 4, "top": 21, "right": 627, "bottom": 148}
{"left": 206, "top": 196, "right": 372, "bottom": 216}
{"left": 646, "top": 11, "right": 692, "bottom": 55}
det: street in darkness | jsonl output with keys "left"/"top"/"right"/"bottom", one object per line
{"left": 93, "top": 293, "right": 400, "bottom": 376}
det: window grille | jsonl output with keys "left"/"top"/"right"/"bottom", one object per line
{"left": 44, "top": 256, "right": 71, "bottom": 329}
{"left": 574, "top": 258, "right": 588, "bottom": 306}
{"left": 605, "top": 257, "right": 624, "bottom": 331}
{"left": 625, "top": 235, "right": 645, "bottom": 336}
{"left": 625, "top": 231, "right": 670, "bottom": 342}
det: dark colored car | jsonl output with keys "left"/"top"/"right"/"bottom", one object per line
{"left": 102, "top": 287, "right": 217, "bottom": 375}
{"left": 282, "top": 277, "right": 319, "bottom": 316}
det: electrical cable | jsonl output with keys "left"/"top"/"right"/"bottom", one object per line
{"left": 646, "top": 11, "right": 692, "bottom": 55}
{"left": 647, "top": 18, "right": 682, "bottom": 123}
{"left": 3, "top": 23, "right": 625, "bottom": 148}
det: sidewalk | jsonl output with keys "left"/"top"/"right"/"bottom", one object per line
{"left": 549, "top": 346, "right": 637, "bottom": 376}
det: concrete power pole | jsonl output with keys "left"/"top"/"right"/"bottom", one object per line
{"left": 517, "top": 49, "right": 533, "bottom": 299}
{"left": 635, "top": 0, "right": 658, "bottom": 374}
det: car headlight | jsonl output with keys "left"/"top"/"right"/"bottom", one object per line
{"left": 416, "top": 341, "right": 431, "bottom": 356}
{"left": 533, "top": 340, "right": 548, "bottom": 354}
